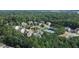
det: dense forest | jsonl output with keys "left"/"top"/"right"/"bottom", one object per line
{"left": 0, "top": 10, "right": 79, "bottom": 48}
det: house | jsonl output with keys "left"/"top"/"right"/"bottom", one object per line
{"left": 26, "top": 29, "right": 34, "bottom": 37}
{"left": 46, "top": 22, "right": 51, "bottom": 26}
{"left": 28, "top": 21, "right": 33, "bottom": 25}
{"left": 21, "top": 22, "right": 27, "bottom": 27}
{"left": 65, "top": 27, "right": 71, "bottom": 32}
{"left": 34, "top": 21, "right": 38, "bottom": 25}
{"left": 39, "top": 23, "right": 42, "bottom": 26}
{"left": 14, "top": 26, "right": 21, "bottom": 30}
{"left": 59, "top": 31, "right": 70, "bottom": 38}
{"left": 20, "top": 28, "right": 26, "bottom": 33}
{"left": 75, "top": 28, "right": 79, "bottom": 34}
